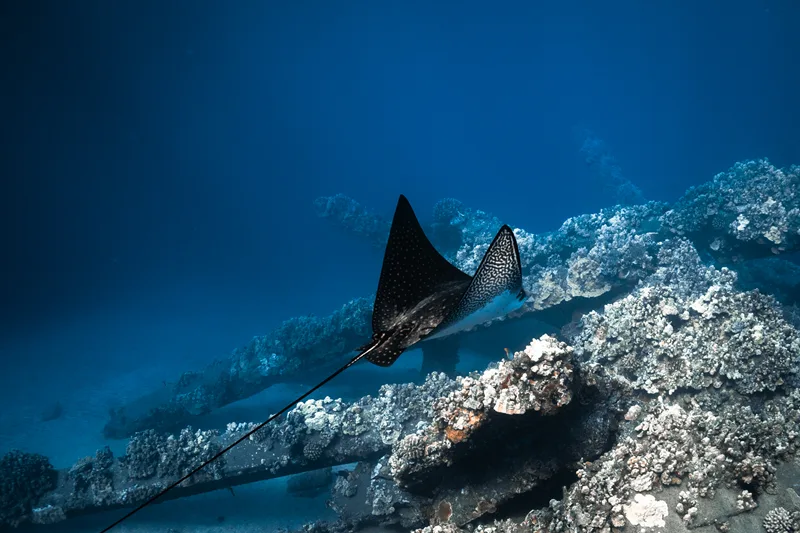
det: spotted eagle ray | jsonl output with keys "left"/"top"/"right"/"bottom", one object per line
{"left": 101, "top": 194, "right": 526, "bottom": 532}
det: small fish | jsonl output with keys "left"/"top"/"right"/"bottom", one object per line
{"left": 40, "top": 400, "right": 64, "bottom": 422}
{"left": 100, "top": 194, "right": 526, "bottom": 532}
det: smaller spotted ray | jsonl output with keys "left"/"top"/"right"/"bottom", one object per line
{"left": 100, "top": 194, "right": 526, "bottom": 532}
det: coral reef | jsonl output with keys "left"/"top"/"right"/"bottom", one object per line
{"left": 402, "top": 246, "right": 800, "bottom": 533}
{"left": 514, "top": 203, "right": 666, "bottom": 313}
{"left": 285, "top": 241, "right": 800, "bottom": 533}
{"left": 104, "top": 296, "right": 373, "bottom": 438}
{"left": 67, "top": 446, "right": 115, "bottom": 509}
{"left": 104, "top": 160, "right": 800, "bottom": 440}
{"left": 323, "top": 336, "right": 613, "bottom": 531}
{"left": 122, "top": 428, "right": 224, "bottom": 484}
{"left": 542, "top": 388, "right": 800, "bottom": 531}
{"left": 11, "top": 159, "right": 800, "bottom": 532}
{"left": 389, "top": 335, "right": 574, "bottom": 488}
{"left": 763, "top": 507, "right": 800, "bottom": 533}
{"left": 663, "top": 159, "right": 800, "bottom": 260}
{"left": 0, "top": 450, "right": 56, "bottom": 527}
{"left": 430, "top": 197, "right": 508, "bottom": 263}
{"left": 574, "top": 261, "right": 800, "bottom": 395}
{"left": 6, "top": 372, "right": 458, "bottom": 527}
{"left": 313, "top": 193, "right": 391, "bottom": 248}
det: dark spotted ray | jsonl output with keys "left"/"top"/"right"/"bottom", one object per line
{"left": 100, "top": 194, "right": 526, "bottom": 532}
{"left": 360, "top": 194, "right": 526, "bottom": 365}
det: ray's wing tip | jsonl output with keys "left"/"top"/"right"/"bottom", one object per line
{"left": 394, "top": 194, "right": 414, "bottom": 216}
{"left": 496, "top": 224, "right": 519, "bottom": 244}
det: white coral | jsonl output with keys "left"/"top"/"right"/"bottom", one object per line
{"left": 623, "top": 493, "right": 668, "bottom": 528}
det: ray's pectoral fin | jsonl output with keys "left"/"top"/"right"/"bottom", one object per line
{"left": 428, "top": 224, "right": 527, "bottom": 339}
{"left": 364, "top": 194, "right": 474, "bottom": 368}
{"left": 358, "top": 329, "right": 409, "bottom": 367}
{"left": 371, "top": 195, "right": 471, "bottom": 334}
{"left": 363, "top": 336, "right": 405, "bottom": 367}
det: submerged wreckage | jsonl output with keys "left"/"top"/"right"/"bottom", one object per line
{"left": 2, "top": 159, "right": 800, "bottom": 532}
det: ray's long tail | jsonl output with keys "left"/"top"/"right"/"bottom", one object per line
{"left": 100, "top": 344, "right": 379, "bottom": 533}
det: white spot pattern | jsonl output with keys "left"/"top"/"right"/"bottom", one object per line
{"left": 363, "top": 198, "right": 524, "bottom": 368}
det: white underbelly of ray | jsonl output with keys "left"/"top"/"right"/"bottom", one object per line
{"left": 426, "top": 289, "right": 524, "bottom": 341}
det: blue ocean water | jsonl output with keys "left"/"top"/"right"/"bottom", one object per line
{"left": 0, "top": 1, "right": 798, "bottom": 531}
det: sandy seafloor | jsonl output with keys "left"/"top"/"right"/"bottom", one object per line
{"left": 25, "top": 481, "right": 335, "bottom": 533}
